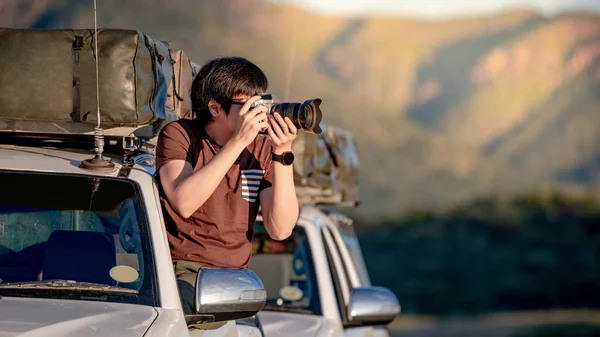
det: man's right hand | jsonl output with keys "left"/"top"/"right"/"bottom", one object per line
{"left": 232, "top": 96, "right": 269, "bottom": 147}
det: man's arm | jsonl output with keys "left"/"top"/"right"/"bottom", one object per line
{"left": 160, "top": 97, "right": 268, "bottom": 219}
{"left": 160, "top": 139, "right": 247, "bottom": 219}
{"left": 259, "top": 113, "right": 300, "bottom": 240}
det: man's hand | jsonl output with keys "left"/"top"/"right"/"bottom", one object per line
{"left": 267, "top": 112, "right": 298, "bottom": 154}
{"left": 232, "top": 96, "right": 269, "bottom": 147}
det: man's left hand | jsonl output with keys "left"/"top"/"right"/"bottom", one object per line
{"left": 267, "top": 113, "right": 298, "bottom": 154}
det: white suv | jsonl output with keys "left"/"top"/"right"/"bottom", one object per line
{"left": 0, "top": 134, "right": 265, "bottom": 337}
{"left": 249, "top": 205, "right": 400, "bottom": 337}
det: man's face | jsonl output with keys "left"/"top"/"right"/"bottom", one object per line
{"left": 223, "top": 93, "right": 252, "bottom": 134}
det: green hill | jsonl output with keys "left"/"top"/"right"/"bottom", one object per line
{"left": 358, "top": 191, "right": 600, "bottom": 315}
{"left": 1, "top": 0, "right": 599, "bottom": 219}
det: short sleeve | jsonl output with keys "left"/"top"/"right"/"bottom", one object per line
{"left": 155, "top": 121, "right": 192, "bottom": 171}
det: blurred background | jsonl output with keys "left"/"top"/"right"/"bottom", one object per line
{"left": 3, "top": 0, "right": 600, "bottom": 335}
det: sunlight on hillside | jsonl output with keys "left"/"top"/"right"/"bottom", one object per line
{"left": 2, "top": 0, "right": 597, "bottom": 216}
{"left": 2, "top": 2, "right": 600, "bottom": 334}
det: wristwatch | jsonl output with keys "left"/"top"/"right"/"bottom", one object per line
{"left": 272, "top": 151, "right": 295, "bottom": 166}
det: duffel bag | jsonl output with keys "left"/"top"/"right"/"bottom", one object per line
{"left": 0, "top": 28, "right": 173, "bottom": 134}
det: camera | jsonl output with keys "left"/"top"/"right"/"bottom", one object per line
{"left": 252, "top": 93, "right": 323, "bottom": 134}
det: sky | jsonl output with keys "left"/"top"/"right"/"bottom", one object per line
{"left": 269, "top": 0, "right": 600, "bottom": 18}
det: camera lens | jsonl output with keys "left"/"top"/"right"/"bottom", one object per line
{"left": 271, "top": 99, "right": 323, "bottom": 134}
{"left": 299, "top": 99, "right": 323, "bottom": 134}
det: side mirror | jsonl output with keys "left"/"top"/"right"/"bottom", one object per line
{"left": 347, "top": 286, "right": 400, "bottom": 327}
{"left": 186, "top": 268, "right": 266, "bottom": 326}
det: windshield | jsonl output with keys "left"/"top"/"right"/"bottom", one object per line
{"left": 0, "top": 171, "right": 157, "bottom": 306}
{"left": 249, "top": 221, "right": 321, "bottom": 315}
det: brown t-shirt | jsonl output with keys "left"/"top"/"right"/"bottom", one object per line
{"left": 155, "top": 119, "right": 274, "bottom": 268}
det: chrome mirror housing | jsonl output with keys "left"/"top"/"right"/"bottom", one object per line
{"left": 347, "top": 286, "right": 401, "bottom": 327}
{"left": 195, "top": 268, "right": 266, "bottom": 322}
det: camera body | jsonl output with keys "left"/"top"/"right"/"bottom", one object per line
{"left": 252, "top": 93, "right": 277, "bottom": 110}
{"left": 252, "top": 93, "right": 323, "bottom": 134}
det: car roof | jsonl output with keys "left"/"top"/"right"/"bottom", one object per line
{"left": 256, "top": 205, "right": 325, "bottom": 226}
{"left": 0, "top": 144, "right": 148, "bottom": 177}
{"left": 257, "top": 205, "right": 355, "bottom": 233}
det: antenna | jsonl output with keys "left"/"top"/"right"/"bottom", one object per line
{"left": 94, "top": 0, "right": 101, "bottom": 130}
{"left": 80, "top": 0, "right": 116, "bottom": 173}
{"left": 283, "top": 4, "right": 298, "bottom": 101}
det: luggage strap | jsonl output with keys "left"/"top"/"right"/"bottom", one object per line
{"left": 71, "top": 36, "right": 84, "bottom": 123}
{"left": 169, "top": 49, "right": 184, "bottom": 102}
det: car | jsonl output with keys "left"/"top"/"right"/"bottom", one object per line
{"left": 249, "top": 204, "right": 400, "bottom": 337}
{"left": 0, "top": 132, "right": 266, "bottom": 337}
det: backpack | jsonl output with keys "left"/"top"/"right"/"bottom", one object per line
{"left": 166, "top": 49, "right": 197, "bottom": 120}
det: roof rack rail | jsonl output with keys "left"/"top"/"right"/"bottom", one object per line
{"left": 295, "top": 186, "right": 359, "bottom": 207}
{"left": 0, "top": 130, "right": 155, "bottom": 155}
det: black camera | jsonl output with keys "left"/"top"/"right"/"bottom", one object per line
{"left": 253, "top": 93, "right": 323, "bottom": 134}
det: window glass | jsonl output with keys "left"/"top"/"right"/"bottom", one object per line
{"left": 330, "top": 214, "right": 373, "bottom": 287}
{"left": 250, "top": 222, "right": 321, "bottom": 315}
{"left": 340, "top": 233, "right": 372, "bottom": 287}
{"left": 0, "top": 171, "right": 158, "bottom": 307}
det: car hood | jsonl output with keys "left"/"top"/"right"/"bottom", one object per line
{"left": 0, "top": 297, "right": 157, "bottom": 337}
{"left": 258, "top": 311, "right": 330, "bottom": 337}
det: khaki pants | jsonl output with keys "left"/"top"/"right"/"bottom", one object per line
{"left": 174, "top": 260, "right": 203, "bottom": 315}
{"left": 173, "top": 260, "right": 227, "bottom": 330}
{"left": 174, "top": 260, "right": 202, "bottom": 286}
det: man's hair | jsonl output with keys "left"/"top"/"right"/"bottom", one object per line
{"left": 191, "top": 57, "right": 268, "bottom": 126}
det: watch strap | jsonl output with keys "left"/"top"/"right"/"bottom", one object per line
{"left": 271, "top": 151, "right": 294, "bottom": 165}
{"left": 271, "top": 152, "right": 284, "bottom": 162}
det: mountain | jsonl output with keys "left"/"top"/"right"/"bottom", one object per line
{"left": 1, "top": 0, "right": 599, "bottom": 219}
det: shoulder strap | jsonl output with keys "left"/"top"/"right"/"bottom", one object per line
{"left": 71, "top": 35, "right": 84, "bottom": 123}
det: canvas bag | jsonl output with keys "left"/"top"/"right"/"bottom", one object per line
{"left": 0, "top": 28, "right": 173, "bottom": 135}
{"left": 292, "top": 124, "right": 360, "bottom": 206}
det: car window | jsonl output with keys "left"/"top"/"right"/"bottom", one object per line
{"left": 249, "top": 221, "right": 322, "bottom": 315}
{"left": 321, "top": 227, "right": 352, "bottom": 322}
{"left": 325, "top": 227, "right": 354, "bottom": 295}
{"left": 0, "top": 170, "right": 158, "bottom": 307}
{"left": 329, "top": 214, "right": 373, "bottom": 287}
{"left": 339, "top": 232, "right": 372, "bottom": 287}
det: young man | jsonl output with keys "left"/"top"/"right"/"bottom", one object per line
{"left": 155, "top": 57, "right": 299, "bottom": 314}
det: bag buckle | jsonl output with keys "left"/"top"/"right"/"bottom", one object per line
{"left": 72, "top": 36, "right": 84, "bottom": 51}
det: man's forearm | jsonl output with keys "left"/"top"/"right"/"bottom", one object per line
{"left": 172, "top": 138, "right": 246, "bottom": 218}
{"left": 265, "top": 163, "right": 299, "bottom": 240}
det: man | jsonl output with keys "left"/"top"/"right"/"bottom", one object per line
{"left": 155, "top": 56, "right": 299, "bottom": 314}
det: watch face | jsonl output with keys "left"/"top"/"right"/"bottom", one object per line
{"left": 282, "top": 152, "right": 295, "bottom": 165}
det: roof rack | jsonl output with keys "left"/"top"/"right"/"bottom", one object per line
{"left": 295, "top": 186, "right": 359, "bottom": 207}
{"left": 0, "top": 129, "right": 155, "bottom": 156}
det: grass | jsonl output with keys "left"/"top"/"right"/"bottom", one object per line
{"left": 389, "top": 310, "right": 600, "bottom": 337}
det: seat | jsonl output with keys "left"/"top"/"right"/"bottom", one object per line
{"left": 42, "top": 230, "right": 117, "bottom": 285}
{"left": 248, "top": 254, "right": 293, "bottom": 300}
